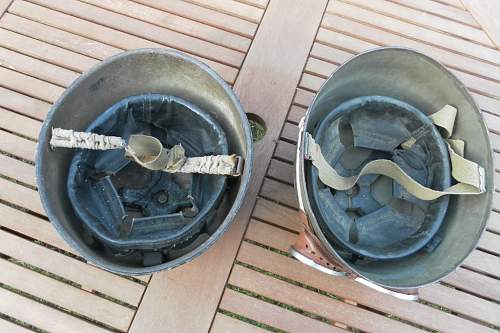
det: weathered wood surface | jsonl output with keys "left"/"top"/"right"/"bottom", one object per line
{"left": 0, "top": 0, "right": 498, "bottom": 332}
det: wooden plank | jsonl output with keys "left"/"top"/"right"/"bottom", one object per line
{"left": 0, "top": 45, "right": 77, "bottom": 88}
{"left": 79, "top": 0, "right": 251, "bottom": 52}
{"left": 0, "top": 154, "right": 35, "bottom": 187}
{"left": 478, "top": 231, "right": 500, "bottom": 254}
{"left": 129, "top": 1, "right": 327, "bottom": 331}
{"left": 234, "top": 0, "right": 268, "bottom": 10}
{"left": 237, "top": 241, "right": 498, "bottom": 333}
{"left": 340, "top": 0, "right": 492, "bottom": 46}
{"left": 463, "top": 250, "right": 500, "bottom": 278}
{"left": 0, "top": 107, "right": 41, "bottom": 140}
{"left": 0, "top": 229, "right": 145, "bottom": 306}
{"left": 183, "top": 0, "right": 263, "bottom": 23}
{"left": 436, "top": 0, "right": 466, "bottom": 10}
{"left": 392, "top": 0, "right": 478, "bottom": 27}
{"left": 0, "top": 203, "right": 72, "bottom": 253}
{"left": 461, "top": 0, "right": 500, "bottom": 50}
{"left": 326, "top": 3, "right": 500, "bottom": 66}
{"left": 0, "top": 177, "right": 43, "bottom": 216}
{"left": 260, "top": 177, "right": 298, "bottom": 208}
{"left": 246, "top": 220, "right": 296, "bottom": 251}
{"left": 0, "top": 87, "right": 50, "bottom": 120}
{"left": 288, "top": 104, "right": 306, "bottom": 123}
{"left": 134, "top": 0, "right": 257, "bottom": 38}
{"left": 442, "top": 267, "right": 500, "bottom": 302}
{"left": 267, "top": 159, "right": 293, "bottom": 185}
{"left": 420, "top": 283, "right": 500, "bottom": 327}
{"left": 0, "top": 27, "right": 97, "bottom": 73}
{"left": 0, "top": 13, "right": 120, "bottom": 61}
{"left": 0, "top": 287, "right": 111, "bottom": 333}
{"left": 0, "top": 318, "right": 32, "bottom": 333}
{"left": 317, "top": 15, "right": 500, "bottom": 83}
{"left": 28, "top": 0, "right": 244, "bottom": 68}
{"left": 0, "top": 130, "right": 36, "bottom": 162}
{"left": 220, "top": 288, "right": 344, "bottom": 333}
{"left": 0, "top": 66, "right": 64, "bottom": 103}
{"left": 229, "top": 264, "right": 425, "bottom": 333}
{"left": 0, "top": 0, "right": 12, "bottom": 17}
{"left": 211, "top": 313, "right": 268, "bottom": 333}
{"left": 253, "top": 198, "right": 301, "bottom": 232}
{"left": 0, "top": 258, "right": 135, "bottom": 331}
{"left": 9, "top": 0, "right": 238, "bottom": 84}
{"left": 274, "top": 140, "right": 295, "bottom": 163}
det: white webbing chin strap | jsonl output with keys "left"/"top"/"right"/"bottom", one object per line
{"left": 50, "top": 128, "right": 243, "bottom": 177}
{"left": 304, "top": 105, "right": 486, "bottom": 201}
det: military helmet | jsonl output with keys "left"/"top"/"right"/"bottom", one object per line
{"left": 36, "top": 49, "right": 253, "bottom": 275}
{"left": 293, "top": 47, "right": 493, "bottom": 298}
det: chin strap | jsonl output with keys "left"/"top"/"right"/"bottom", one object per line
{"left": 50, "top": 128, "right": 243, "bottom": 177}
{"left": 304, "top": 105, "right": 486, "bottom": 201}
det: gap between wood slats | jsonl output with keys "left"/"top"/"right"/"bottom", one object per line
{"left": 384, "top": 0, "right": 478, "bottom": 28}
{"left": 0, "top": 87, "right": 50, "bottom": 121}
{"left": 211, "top": 312, "right": 268, "bottom": 333}
{"left": 8, "top": 1, "right": 238, "bottom": 84}
{"left": 337, "top": 0, "right": 493, "bottom": 47}
{"left": 182, "top": 0, "right": 263, "bottom": 24}
{"left": 0, "top": 258, "right": 135, "bottom": 331}
{"left": 0, "top": 227, "right": 145, "bottom": 306}
{"left": 435, "top": 0, "right": 466, "bottom": 11}
{"left": 77, "top": 0, "right": 252, "bottom": 53}
{"left": 24, "top": 0, "right": 244, "bottom": 68}
{"left": 233, "top": 0, "right": 268, "bottom": 10}
{"left": 229, "top": 263, "right": 427, "bottom": 333}
{"left": 326, "top": 1, "right": 500, "bottom": 66}
{"left": 132, "top": 0, "right": 258, "bottom": 38}
{"left": 317, "top": 13, "right": 500, "bottom": 85}
{"left": 236, "top": 239, "right": 499, "bottom": 332}
{"left": 0, "top": 317, "right": 33, "bottom": 333}
{"left": 220, "top": 288, "right": 345, "bottom": 333}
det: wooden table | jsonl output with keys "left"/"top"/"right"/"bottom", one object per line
{"left": 0, "top": 0, "right": 499, "bottom": 332}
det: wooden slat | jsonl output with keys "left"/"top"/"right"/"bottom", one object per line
{"left": 183, "top": 0, "right": 263, "bottom": 23}
{"left": 211, "top": 313, "right": 268, "bottom": 333}
{"left": 134, "top": 0, "right": 257, "bottom": 38}
{"left": 420, "top": 283, "right": 500, "bottom": 327}
{"left": 0, "top": 66, "right": 64, "bottom": 103}
{"left": 220, "top": 288, "right": 344, "bottom": 333}
{"left": 267, "top": 159, "right": 293, "bottom": 185}
{"left": 442, "top": 267, "right": 500, "bottom": 302}
{"left": 0, "top": 107, "right": 41, "bottom": 140}
{"left": 0, "top": 130, "right": 36, "bottom": 162}
{"left": 317, "top": 15, "right": 500, "bottom": 83}
{"left": 253, "top": 198, "right": 301, "bottom": 232}
{"left": 229, "top": 264, "right": 425, "bottom": 333}
{"left": 234, "top": 0, "right": 268, "bottom": 10}
{"left": 288, "top": 104, "right": 306, "bottom": 123}
{"left": 392, "top": 0, "right": 478, "bottom": 27}
{"left": 0, "top": 45, "right": 77, "bottom": 88}
{"left": 260, "top": 177, "right": 298, "bottom": 208}
{"left": 9, "top": 0, "right": 238, "bottom": 83}
{"left": 463, "top": 250, "right": 500, "bottom": 278}
{"left": 461, "top": 0, "right": 500, "bottom": 50}
{"left": 0, "top": 27, "right": 97, "bottom": 73}
{"left": 0, "top": 154, "right": 35, "bottom": 187}
{"left": 326, "top": 3, "right": 500, "bottom": 66}
{"left": 436, "top": 0, "right": 466, "bottom": 10}
{"left": 128, "top": 1, "right": 327, "bottom": 331}
{"left": 0, "top": 87, "right": 50, "bottom": 120}
{"left": 28, "top": 0, "right": 244, "bottom": 68}
{"left": 340, "top": 0, "right": 492, "bottom": 47}
{"left": 478, "top": 231, "right": 500, "bottom": 254}
{"left": 0, "top": 229, "right": 145, "bottom": 305}
{"left": 1, "top": 13, "right": 120, "bottom": 61}
{"left": 0, "top": 0, "right": 12, "bottom": 16}
{"left": 0, "top": 287, "right": 111, "bottom": 333}
{"left": 79, "top": 0, "right": 251, "bottom": 52}
{"left": 237, "top": 241, "right": 497, "bottom": 333}
{"left": 0, "top": 203, "right": 71, "bottom": 253}
{"left": 0, "top": 318, "right": 32, "bottom": 333}
{"left": 274, "top": 140, "right": 295, "bottom": 163}
{"left": 0, "top": 258, "right": 134, "bottom": 331}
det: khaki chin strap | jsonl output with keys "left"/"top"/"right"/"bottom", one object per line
{"left": 305, "top": 105, "right": 486, "bottom": 201}
{"left": 50, "top": 128, "right": 243, "bottom": 177}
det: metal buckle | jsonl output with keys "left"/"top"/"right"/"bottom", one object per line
{"left": 232, "top": 156, "right": 244, "bottom": 177}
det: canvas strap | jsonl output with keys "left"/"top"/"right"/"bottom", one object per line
{"left": 304, "top": 105, "right": 486, "bottom": 201}
{"left": 50, "top": 128, "right": 243, "bottom": 176}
